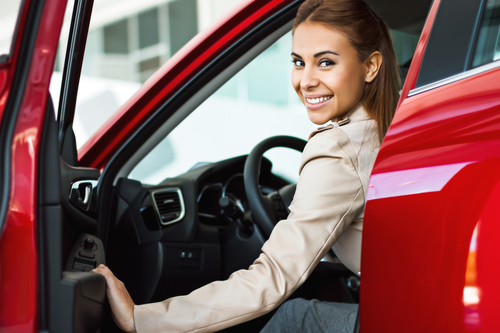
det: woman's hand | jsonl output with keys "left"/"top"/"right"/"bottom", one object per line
{"left": 92, "top": 264, "right": 136, "bottom": 333}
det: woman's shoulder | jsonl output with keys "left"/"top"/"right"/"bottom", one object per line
{"left": 300, "top": 118, "right": 379, "bottom": 175}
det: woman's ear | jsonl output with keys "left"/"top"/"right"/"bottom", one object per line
{"left": 365, "top": 51, "right": 383, "bottom": 83}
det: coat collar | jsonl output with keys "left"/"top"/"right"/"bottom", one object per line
{"left": 308, "top": 104, "right": 371, "bottom": 140}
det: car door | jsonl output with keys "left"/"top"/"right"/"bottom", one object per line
{"left": 362, "top": 0, "right": 500, "bottom": 331}
{"left": 0, "top": 0, "right": 107, "bottom": 332}
{"left": 0, "top": 0, "right": 70, "bottom": 331}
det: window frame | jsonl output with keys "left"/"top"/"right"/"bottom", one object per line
{"left": 409, "top": 0, "right": 486, "bottom": 96}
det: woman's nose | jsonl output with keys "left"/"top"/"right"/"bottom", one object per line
{"left": 300, "top": 67, "right": 319, "bottom": 90}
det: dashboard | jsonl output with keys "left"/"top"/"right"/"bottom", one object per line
{"left": 106, "top": 155, "right": 289, "bottom": 304}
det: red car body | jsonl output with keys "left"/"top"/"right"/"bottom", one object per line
{"left": 1, "top": 0, "right": 499, "bottom": 332}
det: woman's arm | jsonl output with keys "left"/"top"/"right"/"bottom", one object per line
{"left": 97, "top": 128, "right": 366, "bottom": 333}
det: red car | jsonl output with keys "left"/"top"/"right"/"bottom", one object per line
{"left": 1, "top": 0, "right": 498, "bottom": 332}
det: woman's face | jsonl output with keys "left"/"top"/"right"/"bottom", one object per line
{"left": 292, "top": 22, "right": 368, "bottom": 125}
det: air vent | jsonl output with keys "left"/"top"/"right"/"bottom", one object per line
{"left": 152, "top": 188, "right": 185, "bottom": 225}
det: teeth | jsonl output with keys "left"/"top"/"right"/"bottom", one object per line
{"left": 306, "top": 96, "right": 332, "bottom": 105}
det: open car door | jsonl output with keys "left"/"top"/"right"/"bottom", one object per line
{"left": 0, "top": 0, "right": 106, "bottom": 332}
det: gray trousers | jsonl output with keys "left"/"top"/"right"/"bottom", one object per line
{"left": 260, "top": 298, "right": 358, "bottom": 333}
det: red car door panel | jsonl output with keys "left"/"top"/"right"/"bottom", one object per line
{"left": 0, "top": 0, "right": 66, "bottom": 331}
{"left": 362, "top": 0, "right": 500, "bottom": 330}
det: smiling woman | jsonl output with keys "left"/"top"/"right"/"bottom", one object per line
{"left": 93, "top": 0, "right": 399, "bottom": 332}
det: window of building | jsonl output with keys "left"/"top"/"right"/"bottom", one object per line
{"left": 138, "top": 8, "right": 159, "bottom": 50}
{"left": 169, "top": 0, "right": 198, "bottom": 55}
{"left": 103, "top": 19, "right": 129, "bottom": 54}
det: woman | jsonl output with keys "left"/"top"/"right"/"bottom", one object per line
{"left": 93, "top": 0, "right": 399, "bottom": 332}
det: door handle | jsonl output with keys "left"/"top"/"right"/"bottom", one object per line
{"left": 69, "top": 180, "right": 97, "bottom": 212}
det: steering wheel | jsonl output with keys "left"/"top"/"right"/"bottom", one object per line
{"left": 244, "top": 136, "right": 307, "bottom": 238}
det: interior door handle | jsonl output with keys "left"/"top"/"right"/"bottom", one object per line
{"left": 69, "top": 181, "right": 96, "bottom": 211}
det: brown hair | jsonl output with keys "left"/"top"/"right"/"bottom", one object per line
{"left": 293, "top": 0, "right": 399, "bottom": 141}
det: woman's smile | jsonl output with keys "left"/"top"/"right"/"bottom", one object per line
{"left": 305, "top": 94, "right": 333, "bottom": 109}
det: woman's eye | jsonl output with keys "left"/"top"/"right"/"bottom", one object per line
{"left": 319, "top": 60, "right": 334, "bottom": 67}
{"left": 292, "top": 59, "right": 304, "bottom": 67}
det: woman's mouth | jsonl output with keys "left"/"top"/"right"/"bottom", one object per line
{"left": 305, "top": 95, "right": 333, "bottom": 109}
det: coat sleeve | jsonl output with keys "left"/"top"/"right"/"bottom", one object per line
{"left": 133, "top": 131, "right": 365, "bottom": 333}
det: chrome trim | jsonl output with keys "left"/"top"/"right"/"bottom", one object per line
{"left": 151, "top": 188, "right": 186, "bottom": 226}
{"left": 69, "top": 180, "right": 98, "bottom": 211}
{"left": 408, "top": 60, "right": 500, "bottom": 97}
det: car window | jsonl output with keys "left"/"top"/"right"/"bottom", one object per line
{"left": 472, "top": 0, "right": 500, "bottom": 68}
{"left": 0, "top": 0, "right": 24, "bottom": 62}
{"left": 128, "top": 27, "right": 419, "bottom": 185}
{"left": 414, "top": 0, "right": 484, "bottom": 89}
{"left": 391, "top": 29, "right": 420, "bottom": 85}
{"left": 129, "top": 32, "right": 313, "bottom": 185}
{"left": 50, "top": 0, "right": 244, "bottom": 148}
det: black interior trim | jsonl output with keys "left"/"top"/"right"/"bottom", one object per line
{"left": 58, "top": 0, "right": 94, "bottom": 166}
{"left": 39, "top": 95, "right": 106, "bottom": 333}
{"left": 0, "top": 0, "right": 45, "bottom": 237}
{"left": 97, "top": 0, "right": 304, "bottom": 246}
{"left": 38, "top": 96, "right": 69, "bottom": 331}
{"left": 415, "top": 0, "right": 484, "bottom": 88}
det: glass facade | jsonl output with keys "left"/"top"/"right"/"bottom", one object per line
{"left": 50, "top": 0, "right": 240, "bottom": 148}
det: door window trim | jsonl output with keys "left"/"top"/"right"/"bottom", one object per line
{"left": 414, "top": 0, "right": 485, "bottom": 89}
{"left": 408, "top": 57, "right": 500, "bottom": 97}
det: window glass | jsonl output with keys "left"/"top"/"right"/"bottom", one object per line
{"left": 0, "top": 0, "right": 24, "bottom": 61}
{"left": 129, "top": 32, "right": 316, "bottom": 185}
{"left": 49, "top": 0, "right": 242, "bottom": 149}
{"left": 391, "top": 29, "right": 420, "bottom": 85}
{"left": 50, "top": 1, "right": 75, "bottom": 119}
{"left": 472, "top": 0, "right": 500, "bottom": 67}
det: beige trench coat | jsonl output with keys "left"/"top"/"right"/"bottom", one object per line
{"left": 134, "top": 105, "right": 379, "bottom": 332}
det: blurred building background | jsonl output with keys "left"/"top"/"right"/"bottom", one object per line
{"left": 1, "top": 0, "right": 420, "bottom": 184}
